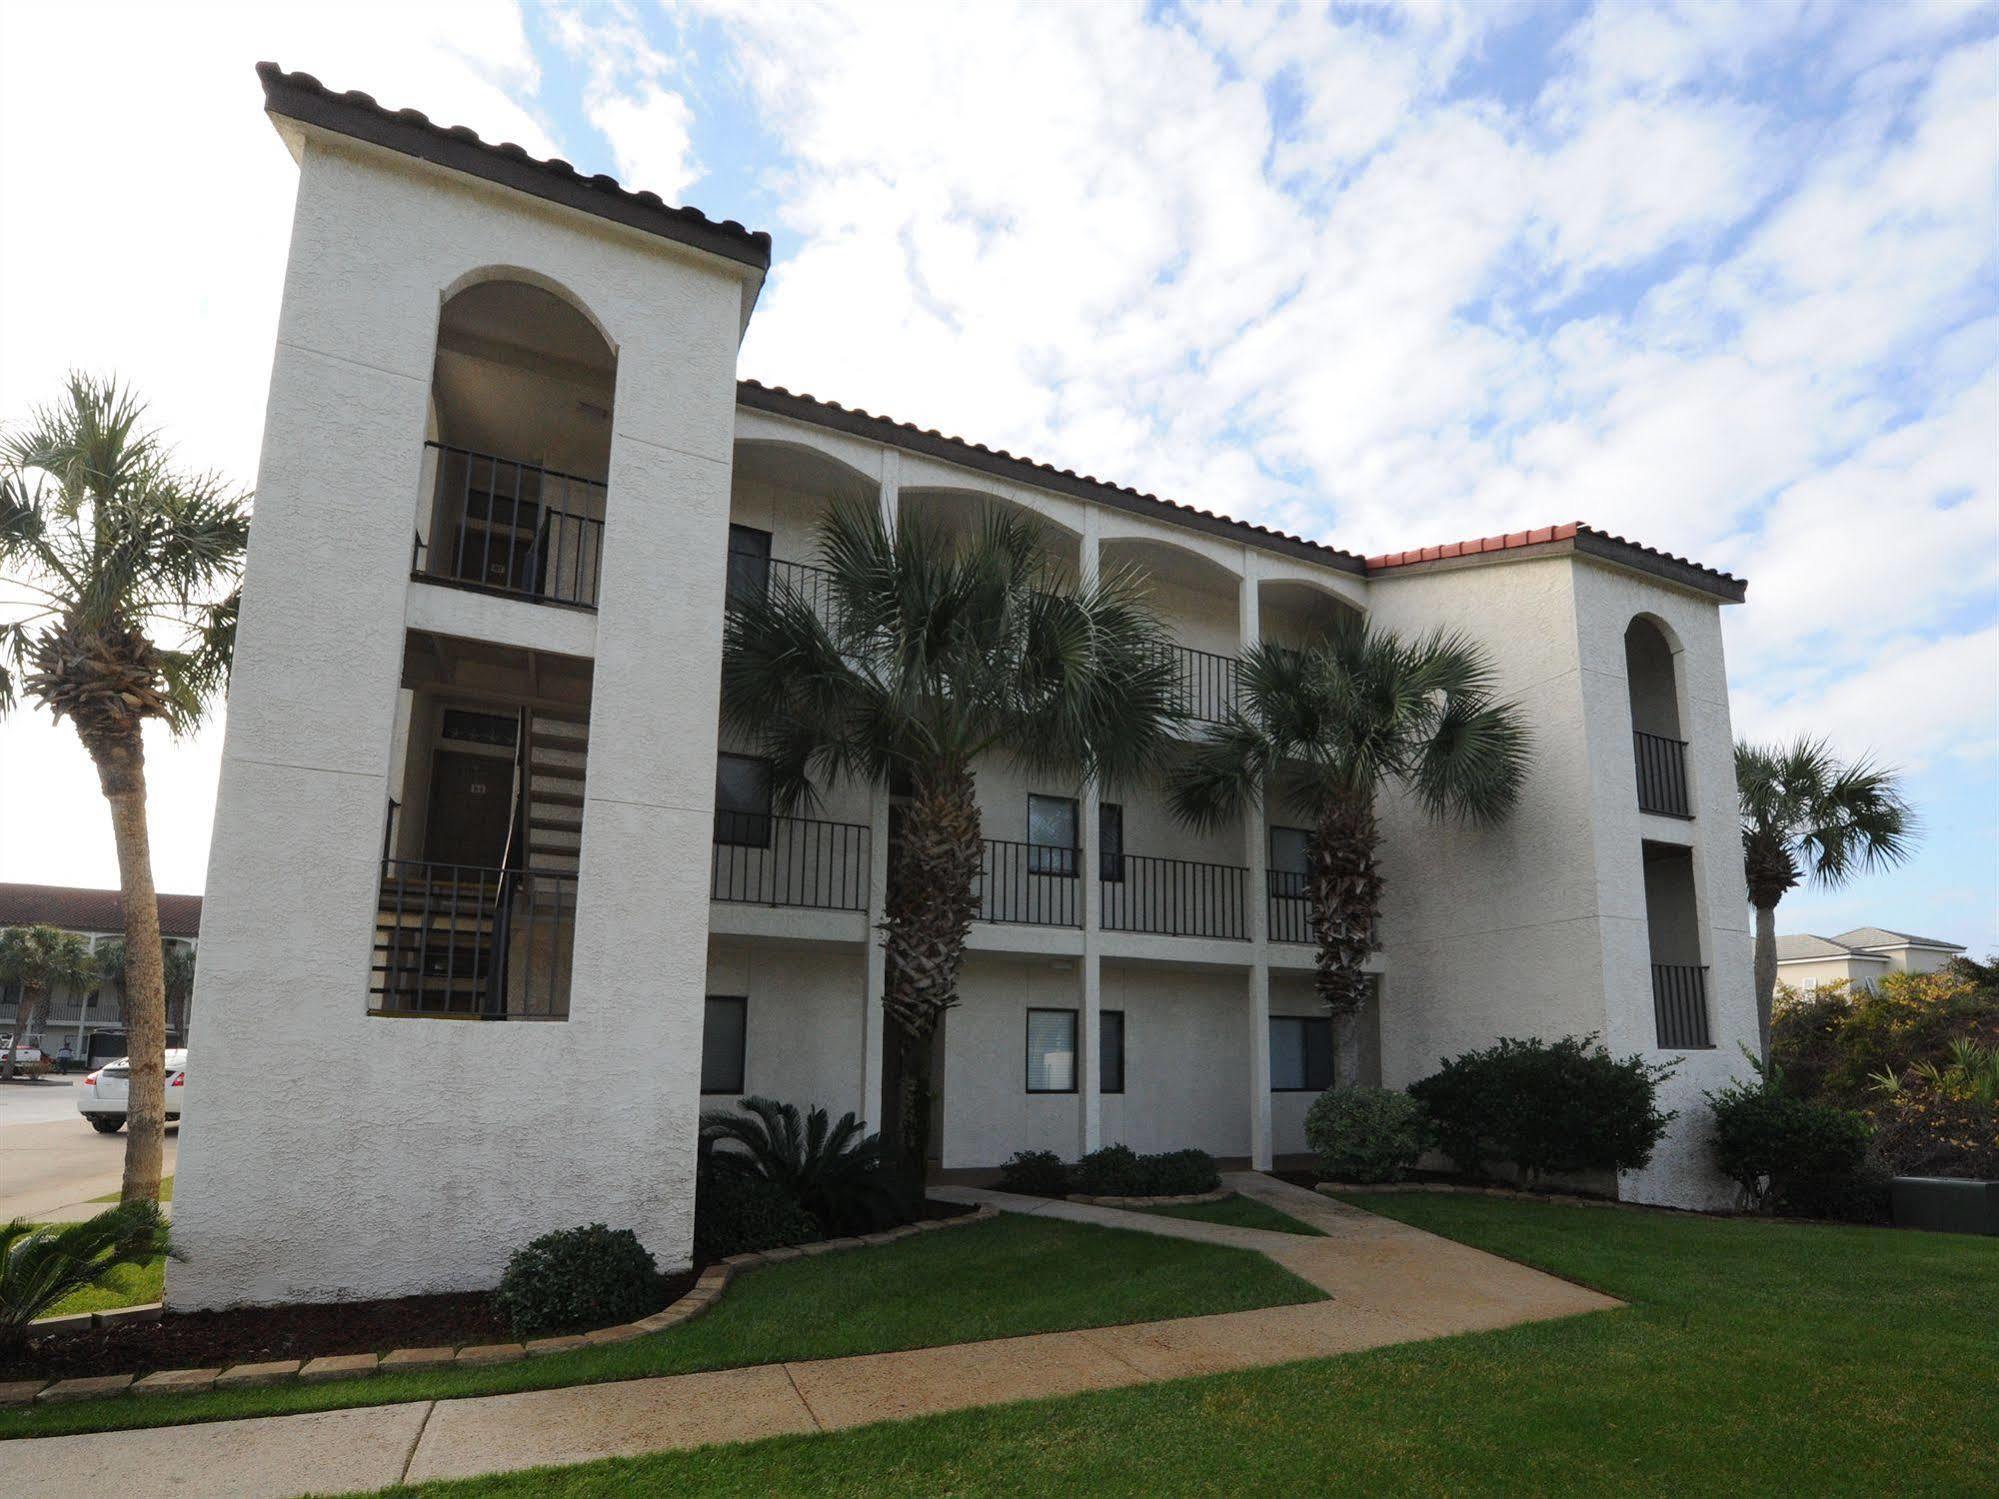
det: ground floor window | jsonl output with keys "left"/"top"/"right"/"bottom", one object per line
{"left": 1270, "top": 1014, "right": 1332, "bottom": 1091}
{"left": 1026, "top": 1006, "right": 1078, "bottom": 1092}
{"left": 702, "top": 995, "right": 747, "bottom": 1094}
{"left": 1100, "top": 1008, "right": 1125, "bottom": 1093}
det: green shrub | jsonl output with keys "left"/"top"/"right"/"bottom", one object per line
{"left": 692, "top": 1164, "right": 822, "bottom": 1263}
{"left": 996, "top": 1149, "right": 1071, "bottom": 1196}
{"left": 1773, "top": 960, "right": 1999, "bottom": 1110}
{"left": 1707, "top": 1066, "right": 1874, "bottom": 1217}
{"left": 492, "top": 1224, "right": 661, "bottom": 1338}
{"left": 1072, "top": 1144, "right": 1220, "bottom": 1196}
{"left": 0, "top": 1201, "right": 169, "bottom": 1350}
{"left": 1305, "top": 1087, "right": 1429, "bottom": 1183}
{"left": 1409, "top": 1034, "right": 1675, "bottom": 1179}
{"left": 698, "top": 1096, "right": 901, "bottom": 1235}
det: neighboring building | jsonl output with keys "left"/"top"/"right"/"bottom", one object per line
{"left": 1776, "top": 927, "right": 1968, "bottom": 994}
{"left": 0, "top": 883, "right": 203, "bottom": 1064}
{"left": 171, "top": 65, "right": 1758, "bottom": 1309}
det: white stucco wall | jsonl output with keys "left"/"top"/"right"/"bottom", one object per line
{"left": 171, "top": 133, "right": 753, "bottom": 1308}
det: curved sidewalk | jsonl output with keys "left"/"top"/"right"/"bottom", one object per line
{"left": 2, "top": 1174, "right": 1619, "bottom": 1498}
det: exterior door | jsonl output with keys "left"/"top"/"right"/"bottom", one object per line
{"left": 424, "top": 750, "right": 512, "bottom": 870}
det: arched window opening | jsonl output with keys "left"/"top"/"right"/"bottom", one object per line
{"left": 1626, "top": 617, "right": 1690, "bottom": 817}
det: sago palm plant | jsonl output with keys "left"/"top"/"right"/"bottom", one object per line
{"left": 720, "top": 498, "right": 1177, "bottom": 1182}
{"left": 698, "top": 1095, "right": 896, "bottom": 1234}
{"left": 1736, "top": 737, "right": 1914, "bottom": 1059}
{"left": 0, "top": 373, "right": 250, "bottom": 1199}
{"left": 0, "top": 925, "right": 94, "bottom": 1081}
{"left": 0, "top": 1200, "right": 170, "bottom": 1351}
{"left": 1170, "top": 617, "right": 1526, "bottom": 1077}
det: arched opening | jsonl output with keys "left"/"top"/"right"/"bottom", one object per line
{"left": 1102, "top": 536, "right": 1242, "bottom": 726}
{"left": 899, "top": 487, "right": 1083, "bottom": 577}
{"left": 1625, "top": 616, "right": 1690, "bottom": 818}
{"left": 728, "top": 439, "right": 881, "bottom": 622}
{"left": 1257, "top": 577, "right": 1363, "bottom": 650}
{"left": 417, "top": 275, "right": 618, "bottom": 607}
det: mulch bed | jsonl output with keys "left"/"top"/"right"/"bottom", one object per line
{"left": 1, "top": 1270, "right": 698, "bottom": 1383}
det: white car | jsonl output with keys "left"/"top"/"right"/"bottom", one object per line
{"left": 78, "top": 1050, "right": 187, "bottom": 1134}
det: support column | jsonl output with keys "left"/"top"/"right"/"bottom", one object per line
{"left": 861, "top": 450, "right": 900, "bottom": 1131}
{"left": 1240, "top": 553, "right": 1273, "bottom": 1167}
{"left": 1078, "top": 508, "right": 1103, "bottom": 1156}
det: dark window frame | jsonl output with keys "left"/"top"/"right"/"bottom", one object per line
{"left": 1269, "top": 1014, "right": 1333, "bottom": 1092}
{"left": 725, "top": 523, "right": 773, "bottom": 611}
{"left": 1099, "top": 802, "right": 1125, "bottom": 884}
{"left": 715, "top": 752, "right": 774, "bottom": 849}
{"left": 1027, "top": 793, "right": 1079, "bottom": 877}
{"left": 1268, "top": 825, "right": 1312, "bottom": 900}
{"left": 1100, "top": 1007, "right": 1125, "bottom": 1094}
{"left": 702, "top": 994, "right": 748, "bottom": 1095}
{"left": 1025, "top": 1005, "right": 1080, "bottom": 1094}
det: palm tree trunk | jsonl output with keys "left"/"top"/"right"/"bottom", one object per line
{"left": 90, "top": 731, "right": 167, "bottom": 1202}
{"left": 1310, "top": 790, "right": 1384, "bottom": 1087}
{"left": 1753, "top": 899, "right": 1780, "bottom": 1063}
{"left": 879, "top": 767, "right": 982, "bottom": 1187}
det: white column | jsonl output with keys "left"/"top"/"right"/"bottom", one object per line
{"left": 1240, "top": 553, "right": 1273, "bottom": 1167}
{"left": 860, "top": 450, "right": 900, "bottom": 1129}
{"left": 1078, "top": 508, "right": 1103, "bottom": 1156}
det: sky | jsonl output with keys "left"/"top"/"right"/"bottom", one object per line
{"left": 0, "top": 0, "right": 1994, "bottom": 954}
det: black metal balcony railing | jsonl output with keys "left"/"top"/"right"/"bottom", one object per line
{"left": 372, "top": 858, "right": 576, "bottom": 1020}
{"left": 1102, "top": 854, "right": 1247, "bottom": 939}
{"left": 1149, "top": 641, "right": 1241, "bottom": 726}
{"left": 1633, "top": 730, "right": 1692, "bottom": 818}
{"left": 1268, "top": 868, "right": 1312, "bottom": 944}
{"left": 415, "top": 443, "right": 606, "bottom": 609}
{"left": 1652, "top": 963, "right": 1712, "bottom": 1049}
{"left": 978, "top": 839, "right": 1082, "bottom": 927}
{"left": 727, "top": 550, "right": 843, "bottom": 630}
{"left": 710, "top": 812, "right": 869, "bottom": 911}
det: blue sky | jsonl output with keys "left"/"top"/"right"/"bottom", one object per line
{"left": 1, "top": 0, "right": 1995, "bottom": 954}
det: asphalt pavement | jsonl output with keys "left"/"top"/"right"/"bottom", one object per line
{"left": 0, "top": 1079, "right": 178, "bottom": 1220}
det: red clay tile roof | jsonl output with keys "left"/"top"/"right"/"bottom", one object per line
{"left": 1366, "top": 521, "right": 1746, "bottom": 601}
{"left": 0, "top": 884, "right": 202, "bottom": 940}
{"left": 256, "top": 63, "right": 772, "bottom": 272}
{"left": 737, "top": 380, "right": 1370, "bottom": 574}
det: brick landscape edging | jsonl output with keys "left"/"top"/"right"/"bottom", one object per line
{"left": 3, "top": 1202, "right": 1001, "bottom": 1409}
{"left": 1316, "top": 1181, "right": 1621, "bottom": 1207}
{"left": 1067, "top": 1188, "right": 1232, "bottom": 1208}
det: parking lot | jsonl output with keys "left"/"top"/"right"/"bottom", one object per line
{"left": 0, "top": 1078, "right": 178, "bottom": 1219}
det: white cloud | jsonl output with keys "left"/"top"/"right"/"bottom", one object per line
{"left": 587, "top": 84, "right": 700, "bottom": 201}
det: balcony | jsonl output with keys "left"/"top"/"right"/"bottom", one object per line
{"left": 978, "top": 839, "right": 1082, "bottom": 927}
{"left": 1151, "top": 641, "right": 1241, "bottom": 726}
{"left": 1267, "top": 868, "right": 1311, "bottom": 944}
{"left": 371, "top": 859, "right": 576, "bottom": 1019}
{"left": 415, "top": 443, "right": 606, "bottom": 609}
{"left": 1102, "top": 853, "right": 1247, "bottom": 940}
{"left": 710, "top": 811, "right": 870, "bottom": 912}
{"left": 1633, "top": 730, "right": 1691, "bottom": 818}
{"left": 1651, "top": 963, "right": 1711, "bottom": 1049}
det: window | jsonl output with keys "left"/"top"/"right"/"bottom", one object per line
{"left": 439, "top": 708, "right": 518, "bottom": 747}
{"left": 726, "top": 524, "right": 772, "bottom": 611}
{"left": 1268, "top": 826, "right": 1311, "bottom": 900}
{"left": 1099, "top": 803, "right": 1124, "bottom": 883}
{"left": 1026, "top": 1007, "right": 1078, "bottom": 1092}
{"left": 702, "top": 996, "right": 747, "bottom": 1094}
{"left": 1027, "top": 794, "right": 1078, "bottom": 876}
{"left": 715, "top": 754, "right": 773, "bottom": 847}
{"left": 1100, "top": 1009, "right": 1125, "bottom": 1094}
{"left": 1270, "top": 1015, "right": 1333, "bottom": 1091}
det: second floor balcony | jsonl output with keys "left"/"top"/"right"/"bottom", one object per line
{"left": 416, "top": 443, "right": 607, "bottom": 610}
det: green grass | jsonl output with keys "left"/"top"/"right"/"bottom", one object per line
{"left": 89, "top": 1175, "right": 173, "bottom": 1203}
{"left": 0, "top": 1213, "right": 1321, "bottom": 1440}
{"left": 44, "top": 1255, "right": 166, "bottom": 1317}
{"left": 1128, "top": 1192, "right": 1324, "bottom": 1236}
{"left": 384, "top": 1195, "right": 1998, "bottom": 1498}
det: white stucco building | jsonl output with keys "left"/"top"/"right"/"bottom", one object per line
{"left": 172, "top": 65, "right": 1759, "bottom": 1308}
{"left": 1775, "top": 927, "right": 1967, "bottom": 993}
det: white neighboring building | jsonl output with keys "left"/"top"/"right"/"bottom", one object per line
{"left": 171, "top": 65, "right": 1759, "bottom": 1309}
{"left": 1775, "top": 928, "right": 1968, "bottom": 993}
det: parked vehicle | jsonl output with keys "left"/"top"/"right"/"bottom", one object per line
{"left": 78, "top": 1049, "right": 187, "bottom": 1134}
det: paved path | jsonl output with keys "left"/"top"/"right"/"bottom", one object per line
{"left": 1, "top": 1174, "right": 1618, "bottom": 1497}
{"left": 0, "top": 1111, "right": 178, "bottom": 1221}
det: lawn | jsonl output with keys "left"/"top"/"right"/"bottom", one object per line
{"left": 89, "top": 1174, "right": 173, "bottom": 1204}
{"left": 0, "top": 1212, "right": 1321, "bottom": 1440}
{"left": 1129, "top": 1192, "right": 1324, "bottom": 1236}
{"left": 45, "top": 1255, "right": 165, "bottom": 1318}
{"left": 384, "top": 1194, "right": 1999, "bottom": 1498}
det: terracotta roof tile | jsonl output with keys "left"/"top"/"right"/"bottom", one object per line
{"left": 1366, "top": 521, "right": 1742, "bottom": 599}
{"left": 256, "top": 63, "right": 771, "bottom": 271}
{"left": 0, "top": 884, "right": 202, "bottom": 940}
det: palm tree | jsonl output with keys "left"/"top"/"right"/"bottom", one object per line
{"left": 1736, "top": 737, "right": 1914, "bottom": 1058}
{"left": 1169, "top": 618, "right": 1527, "bottom": 1080}
{"left": 0, "top": 374, "right": 249, "bottom": 1200}
{"left": 162, "top": 943, "right": 196, "bottom": 1043}
{"left": 0, "top": 925, "right": 94, "bottom": 1081}
{"left": 720, "top": 498, "right": 1177, "bottom": 1183}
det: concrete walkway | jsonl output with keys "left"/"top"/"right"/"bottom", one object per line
{"left": 1, "top": 1175, "right": 1618, "bottom": 1498}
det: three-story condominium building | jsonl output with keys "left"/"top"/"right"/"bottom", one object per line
{"left": 170, "top": 65, "right": 1756, "bottom": 1309}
